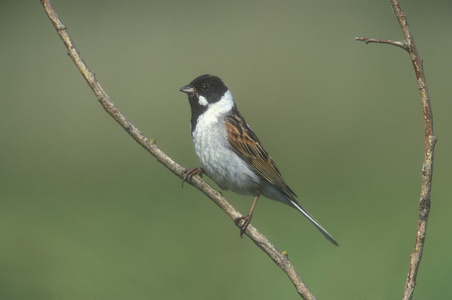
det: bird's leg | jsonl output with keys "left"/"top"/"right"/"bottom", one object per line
{"left": 181, "top": 167, "right": 205, "bottom": 187}
{"left": 235, "top": 194, "right": 260, "bottom": 237}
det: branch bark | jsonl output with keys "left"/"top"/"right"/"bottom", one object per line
{"left": 355, "top": 1, "right": 436, "bottom": 299}
{"left": 40, "top": 0, "right": 316, "bottom": 299}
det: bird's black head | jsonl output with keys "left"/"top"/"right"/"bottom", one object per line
{"left": 180, "top": 74, "right": 228, "bottom": 104}
{"left": 180, "top": 74, "right": 229, "bottom": 131}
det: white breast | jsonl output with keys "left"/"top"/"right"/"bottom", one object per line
{"left": 191, "top": 92, "right": 261, "bottom": 196}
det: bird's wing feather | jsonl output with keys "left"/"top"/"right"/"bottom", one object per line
{"left": 225, "top": 109, "right": 296, "bottom": 199}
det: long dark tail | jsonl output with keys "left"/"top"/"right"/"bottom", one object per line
{"left": 289, "top": 199, "right": 339, "bottom": 246}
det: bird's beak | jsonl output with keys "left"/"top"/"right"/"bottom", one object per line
{"left": 179, "top": 85, "right": 195, "bottom": 95}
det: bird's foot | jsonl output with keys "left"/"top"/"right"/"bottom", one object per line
{"left": 181, "top": 167, "right": 204, "bottom": 187}
{"left": 234, "top": 214, "right": 252, "bottom": 238}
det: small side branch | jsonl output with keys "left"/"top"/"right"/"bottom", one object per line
{"left": 356, "top": 1, "right": 437, "bottom": 300}
{"left": 354, "top": 37, "right": 408, "bottom": 50}
{"left": 40, "top": 0, "right": 316, "bottom": 299}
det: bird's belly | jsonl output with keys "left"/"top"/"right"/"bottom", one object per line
{"left": 192, "top": 126, "right": 261, "bottom": 196}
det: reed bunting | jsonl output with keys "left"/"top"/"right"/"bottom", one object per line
{"left": 180, "top": 74, "right": 338, "bottom": 246}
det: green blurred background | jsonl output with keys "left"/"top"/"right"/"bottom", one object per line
{"left": 1, "top": 1, "right": 451, "bottom": 299}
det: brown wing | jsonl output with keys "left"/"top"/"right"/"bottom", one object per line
{"left": 225, "top": 108, "right": 297, "bottom": 199}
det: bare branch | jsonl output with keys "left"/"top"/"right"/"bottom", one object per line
{"left": 356, "top": 1, "right": 437, "bottom": 299}
{"left": 40, "top": 0, "right": 317, "bottom": 298}
{"left": 354, "top": 37, "right": 408, "bottom": 50}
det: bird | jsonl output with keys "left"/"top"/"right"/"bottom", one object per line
{"left": 179, "top": 74, "right": 338, "bottom": 246}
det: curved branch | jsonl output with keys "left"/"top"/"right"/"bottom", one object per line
{"left": 40, "top": 0, "right": 316, "bottom": 299}
{"left": 356, "top": 1, "right": 436, "bottom": 299}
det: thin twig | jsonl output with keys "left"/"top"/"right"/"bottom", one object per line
{"left": 354, "top": 37, "right": 408, "bottom": 50}
{"left": 39, "top": 0, "right": 316, "bottom": 299}
{"left": 356, "top": 1, "right": 436, "bottom": 299}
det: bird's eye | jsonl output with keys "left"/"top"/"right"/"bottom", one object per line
{"left": 201, "top": 83, "right": 209, "bottom": 92}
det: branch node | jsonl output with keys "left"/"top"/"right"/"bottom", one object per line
{"left": 429, "top": 135, "right": 438, "bottom": 145}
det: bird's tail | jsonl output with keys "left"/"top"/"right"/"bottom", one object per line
{"left": 289, "top": 199, "right": 339, "bottom": 246}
